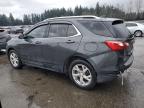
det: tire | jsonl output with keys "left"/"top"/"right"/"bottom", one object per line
{"left": 134, "top": 30, "right": 143, "bottom": 37}
{"left": 69, "top": 59, "right": 97, "bottom": 90}
{"left": 8, "top": 50, "right": 23, "bottom": 69}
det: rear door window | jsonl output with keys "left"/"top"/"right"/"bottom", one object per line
{"left": 48, "top": 24, "right": 68, "bottom": 38}
{"left": 67, "top": 25, "right": 78, "bottom": 36}
{"left": 78, "top": 20, "right": 112, "bottom": 37}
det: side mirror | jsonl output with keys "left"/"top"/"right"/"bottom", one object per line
{"left": 19, "top": 34, "right": 34, "bottom": 39}
{"left": 19, "top": 34, "right": 25, "bottom": 39}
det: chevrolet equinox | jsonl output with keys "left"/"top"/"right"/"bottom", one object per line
{"left": 6, "top": 16, "right": 134, "bottom": 89}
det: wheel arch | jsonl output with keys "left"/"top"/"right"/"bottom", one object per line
{"left": 134, "top": 30, "right": 143, "bottom": 35}
{"left": 7, "top": 47, "right": 15, "bottom": 55}
{"left": 6, "top": 47, "right": 16, "bottom": 60}
{"left": 135, "top": 30, "right": 142, "bottom": 32}
{"left": 63, "top": 54, "right": 96, "bottom": 75}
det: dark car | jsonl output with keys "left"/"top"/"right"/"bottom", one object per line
{"left": 6, "top": 16, "right": 134, "bottom": 89}
{"left": 0, "top": 29, "right": 11, "bottom": 51}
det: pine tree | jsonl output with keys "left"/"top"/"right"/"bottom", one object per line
{"left": 9, "top": 13, "right": 15, "bottom": 26}
{"left": 23, "top": 15, "right": 31, "bottom": 25}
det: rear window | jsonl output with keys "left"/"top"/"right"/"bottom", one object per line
{"left": 105, "top": 21, "right": 130, "bottom": 38}
{"left": 67, "top": 25, "right": 77, "bottom": 36}
{"left": 78, "top": 20, "right": 112, "bottom": 37}
{"left": 126, "top": 23, "right": 137, "bottom": 27}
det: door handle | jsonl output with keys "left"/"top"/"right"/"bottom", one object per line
{"left": 66, "top": 40, "right": 75, "bottom": 44}
{"left": 35, "top": 41, "right": 41, "bottom": 44}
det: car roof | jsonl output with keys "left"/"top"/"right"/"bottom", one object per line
{"left": 25, "top": 16, "right": 123, "bottom": 34}
{"left": 38, "top": 15, "right": 123, "bottom": 24}
{"left": 126, "top": 22, "right": 139, "bottom": 24}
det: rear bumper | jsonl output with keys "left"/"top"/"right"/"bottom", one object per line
{"left": 97, "top": 55, "right": 133, "bottom": 83}
{"left": 88, "top": 53, "right": 134, "bottom": 83}
{"left": 119, "top": 55, "right": 134, "bottom": 72}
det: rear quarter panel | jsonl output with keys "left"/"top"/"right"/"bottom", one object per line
{"left": 75, "top": 30, "right": 119, "bottom": 74}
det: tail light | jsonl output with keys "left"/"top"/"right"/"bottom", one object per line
{"left": 105, "top": 41, "right": 129, "bottom": 51}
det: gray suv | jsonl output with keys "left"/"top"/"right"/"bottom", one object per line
{"left": 6, "top": 16, "right": 134, "bottom": 89}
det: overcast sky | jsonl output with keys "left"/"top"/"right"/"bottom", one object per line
{"left": 0, "top": 0, "right": 132, "bottom": 19}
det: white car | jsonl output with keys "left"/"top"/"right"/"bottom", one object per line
{"left": 125, "top": 22, "right": 144, "bottom": 37}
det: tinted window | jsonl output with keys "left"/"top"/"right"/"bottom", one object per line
{"left": 78, "top": 20, "right": 112, "bottom": 37}
{"left": 27, "top": 25, "right": 47, "bottom": 38}
{"left": 105, "top": 22, "right": 130, "bottom": 38}
{"left": 67, "top": 25, "right": 77, "bottom": 36}
{"left": 126, "top": 23, "right": 137, "bottom": 27}
{"left": 49, "top": 24, "right": 68, "bottom": 37}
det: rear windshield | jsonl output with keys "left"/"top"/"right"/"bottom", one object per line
{"left": 105, "top": 21, "right": 130, "bottom": 38}
{"left": 125, "top": 23, "right": 138, "bottom": 27}
{"left": 78, "top": 20, "right": 112, "bottom": 37}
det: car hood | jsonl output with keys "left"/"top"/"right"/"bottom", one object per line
{"left": 10, "top": 34, "right": 20, "bottom": 38}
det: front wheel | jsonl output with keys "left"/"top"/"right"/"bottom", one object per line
{"left": 9, "top": 50, "right": 23, "bottom": 69}
{"left": 69, "top": 60, "right": 97, "bottom": 90}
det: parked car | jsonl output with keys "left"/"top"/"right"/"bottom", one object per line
{"left": 6, "top": 16, "right": 134, "bottom": 89}
{"left": 0, "top": 27, "right": 11, "bottom": 34}
{"left": 20, "top": 25, "right": 33, "bottom": 32}
{"left": 125, "top": 22, "right": 144, "bottom": 37}
{"left": 9, "top": 26, "right": 24, "bottom": 34}
{"left": 0, "top": 29, "right": 11, "bottom": 51}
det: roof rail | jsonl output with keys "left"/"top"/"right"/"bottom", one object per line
{"left": 43, "top": 15, "right": 100, "bottom": 21}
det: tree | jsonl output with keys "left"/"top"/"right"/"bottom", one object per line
{"left": 135, "top": 0, "right": 143, "bottom": 14}
{"left": 23, "top": 15, "right": 31, "bottom": 25}
{"left": 95, "top": 2, "right": 101, "bottom": 16}
{"left": 135, "top": 0, "right": 143, "bottom": 19}
{"left": 9, "top": 13, "right": 15, "bottom": 26}
{"left": 66, "top": 8, "right": 73, "bottom": 16}
{"left": 0, "top": 14, "right": 9, "bottom": 26}
{"left": 14, "top": 19, "right": 23, "bottom": 25}
{"left": 127, "top": 0, "right": 133, "bottom": 13}
{"left": 1, "top": 2, "right": 144, "bottom": 26}
{"left": 74, "top": 6, "right": 83, "bottom": 15}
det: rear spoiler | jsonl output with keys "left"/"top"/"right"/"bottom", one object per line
{"left": 112, "top": 20, "right": 124, "bottom": 25}
{"left": 0, "top": 29, "right": 5, "bottom": 32}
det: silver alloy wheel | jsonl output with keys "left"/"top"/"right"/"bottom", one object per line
{"left": 10, "top": 52, "right": 19, "bottom": 67}
{"left": 72, "top": 64, "right": 92, "bottom": 87}
{"left": 135, "top": 31, "right": 142, "bottom": 37}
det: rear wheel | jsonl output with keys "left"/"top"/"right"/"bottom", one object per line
{"left": 9, "top": 50, "right": 23, "bottom": 69}
{"left": 134, "top": 30, "right": 143, "bottom": 37}
{"left": 69, "top": 59, "right": 97, "bottom": 90}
